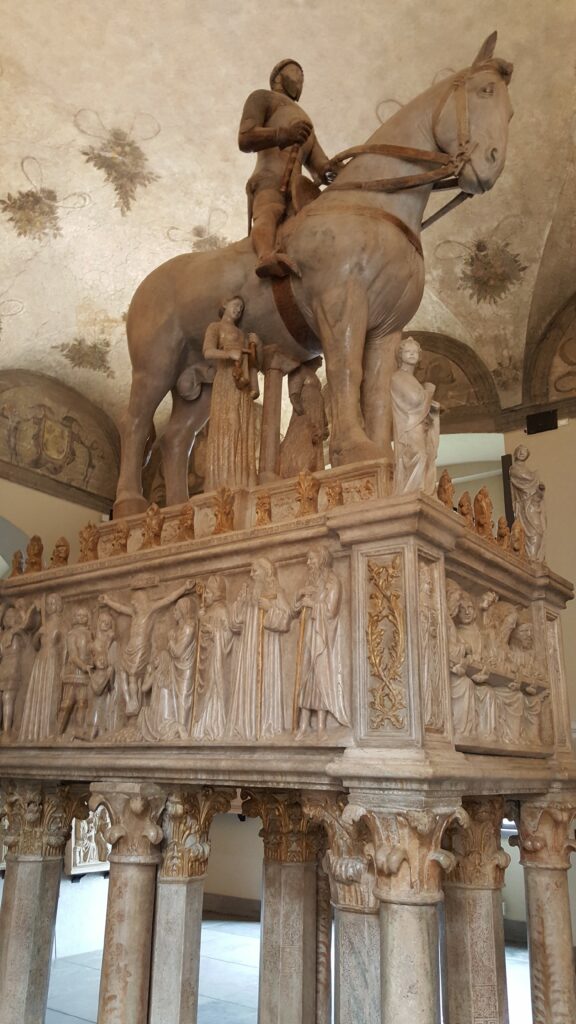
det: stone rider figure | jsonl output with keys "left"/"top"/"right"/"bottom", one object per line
{"left": 238, "top": 58, "right": 334, "bottom": 279}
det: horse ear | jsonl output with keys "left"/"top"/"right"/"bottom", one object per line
{"left": 472, "top": 31, "right": 498, "bottom": 66}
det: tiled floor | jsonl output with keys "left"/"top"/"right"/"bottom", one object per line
{"left": 45, "top": 918, "right": 530, "bottom": 1023}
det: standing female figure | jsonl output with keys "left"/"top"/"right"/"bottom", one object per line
{"left": 20, "top": 593, "right": 64, "bottom": 741}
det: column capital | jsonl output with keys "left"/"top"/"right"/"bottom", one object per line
{"left": 444, "top": 796, "right": 510, "bottom": 890}
{"left": 0, "top": 780, "right": 88, "bottom": 859}
{"left": 159, "top": 786, "right": 235, "bottom": 879}
{"left": 242, "top": 788, "right": 323, "bottom": 864}
{"left": 509, "top": 794, "right": 576, "bottom": 870}
{"left": 346, "top": 798, "right": 469, "bottom": 904}
{"left": 302, "top": 791, "right": 378, "bottom": 913}
{"left": 90, "top": 780, "right": 165, "bottom": 864}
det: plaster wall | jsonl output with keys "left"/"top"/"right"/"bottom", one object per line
{"left": 0, "top": 477, "right": 103, "bottom": 567}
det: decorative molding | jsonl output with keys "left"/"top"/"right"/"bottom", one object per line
{"left": 366, "top": 556, "right": 406, "bottom": 731}
{"left": 302, "top": 791, "right": 377, "bottom": 912}
{"left": 444, "top": 796, "right": 510, "bottom": 890}
{"left": 242, "top": 789, "right": 323, "bottom": 864}
{"left": 509, "top": 797, "right": 576, "bottom": 870}
{"left": 89, "top": 781, "right": 165, "bottom": 863}
{"left": 0, "top": 781, "right": 88, "bottom": 858}
{"left": 160, "top": 786, "right": 235, "bottom": 879}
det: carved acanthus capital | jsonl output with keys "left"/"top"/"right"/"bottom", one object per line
{"left": 242, "top": 789, "right": 323, "bottom": 864}
{"left": 509, "top": 796, "right": 576, "bottom": 871}
{"left": 302, "top": 791, "right": 377, "bottom": 912}
{"left": 89, "top": 782, "right": 166, "bottom": 863}
{"left": 160, "top": 786, "right": 235, "bottom": 879}
{"left": 444, "top": 797, "right": 510, "bottom": 890}
{"left": 0, "top": 781, "right": 88, "bottom": 858}
{"left": 348, "top": 801, "right": 469, "bottom": 904}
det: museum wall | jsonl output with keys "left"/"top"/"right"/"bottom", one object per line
{"left": 0, "top": 477, "right": 104, "bottom": 568}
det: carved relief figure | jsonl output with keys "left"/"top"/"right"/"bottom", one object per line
{"left": 99, "top": 580, "right": 194, "bottom": 718}
{"left": 496, "top": 515, "right": 511, "bottom": 550}
{"left": 325, "top": 480, "right": 343, "bottom": 508}
{"left": 0, "top": 605, "right": 34, "bottom": 736}
{"left": 238, "top": 58, "right": 334, "bottom": 278}
{"left": 109, "top": 521, "right": 130, "bottom": 556}
{"left": 509, "top": 445, "right": 546, "bottom": 561}
{"left": 228, "top": 558, "right": 291, "bottom": 740}
{"left": 279, "top": 359, "right": 327, "bottom": 477}
{"left": 140, "top": 503, "right": 164, "bottom": 550}
{"left": 140, "top": 596, "right": 197, "bottom": 742}
{"left": 213, "top": 487, "right": 235, "bottom": 534}
{"left": 50, "top": 537, "right": 70, "bottom": 568}
{"left": 176, "top": 503, "right": 195, "bottom": 542}
{"left": 419, "top": 563, "right": 443, "bottom": 731}
{"left": 437, "top": 469, "right": 455, "bottom": 510}
{"left": 203, "top": 297, "right": 259, "bottom": 491}
{"left": 391, "top": 337, "right": 440, "bottom": 495}
{"left": 79, "top": 522, "right": 100, "bottom": 563}
{"left": 510, "top": 518, "right": 526, "bottom": 559}
{"left": 58, "top": 607, "right": 93, "bottom": 735}
{"left": 458, "top": 491, "right": 475, "bottom": 529}
{"left": 296, "top": 470, "right": 320, "bottom": 516}
{"left": 255, "top": 492, "right": 272, "bottom": 527}
{"left": 24, "top": 534, "right": 43, "bottom": 574}
{"left": 474, "top": 486, "right": 494, "bottom": 541}
{"left": 87, "top": 611, "right": 117, "bottom": 738}
{"left": 293, "top": 546, "right": 350, "bottom": 738}
{"left": 19, "top": 593, "right": 64, "bottom": 741}
{"left": 193, "top": 575, "right": 233, "bottom": 741}
{"left": 8, "top": 551, "right": 23, "bottom": 578}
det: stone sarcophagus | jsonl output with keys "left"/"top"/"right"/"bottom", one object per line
{"left": 0, "top": 477, "right": 571, "bottom": 781}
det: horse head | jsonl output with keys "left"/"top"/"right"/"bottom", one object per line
{"left": 433, "top": 31, "right": 514, "bottom": 195}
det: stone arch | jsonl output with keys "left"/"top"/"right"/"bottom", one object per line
{"left": 523, "top": 291, "right": 576, "bottom": 406}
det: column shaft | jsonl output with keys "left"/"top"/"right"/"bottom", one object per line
{"left": 98, "top": 857, "right": 158, "bottom": 1024}
{"left": 444, "top": 885, "right": 509, "bottom": 1023}
{"left": 259, "top": 860, "right": 317, "bottom": 1024}
{"left": 0, "top": 856, "right": 61, "bottom": 1024}
{"left": 334, "top": 908, "right": 380, "bottom": 1024}
{"left": 259, "top": 367, "right": 283, "bottom": 481}
{"left": 524, "top": 866, "right": 576, "bottom": 1024}
{"left": 380, "top": 902, "right": 441, "bottom": 1024}
{"left": 149, "top": 876, "right": 204, "bottom": 1024}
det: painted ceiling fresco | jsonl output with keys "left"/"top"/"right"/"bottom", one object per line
{"left": 1, "top": 0, "right": 576, "bottom": 436}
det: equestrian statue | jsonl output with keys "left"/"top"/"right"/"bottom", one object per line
{"left": 114, "top": 32, "right": 513, "bottom": 518}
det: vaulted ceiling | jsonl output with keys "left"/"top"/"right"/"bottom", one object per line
{"left": 2, "top": 0, "right": 576, "bottom": 445}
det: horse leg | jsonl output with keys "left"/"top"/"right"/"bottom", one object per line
{"left": 313, "top": 280, "right": 382, "bottom": 466}
{"left": 361, "top": 329, "right": 400, "bottom": 468}
{"left": 160, "top": 386, "right": 212, "bottom": 506}
{"left": 114, "top": 371, "right": 169, "bottom": 519}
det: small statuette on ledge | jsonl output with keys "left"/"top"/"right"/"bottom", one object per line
{"left": 509, "top": 444, "right": 546, "bottom": 562}
{"left": 325, "top": 479, "right": 344, "bottom": 509}
{"left": 140, "top": 503, "right": 164, "bottom": 550}
{"left": 255, "top": 492, "right": 272, "bottom": 527}
{"left": 496, "top": 515, "right": 511, "bottom": 550}
{"left": 175, "top": 501, "right": 195, "bottom": 542}
{"left": 279, "top": 358, "right": 327, "bottom": 478}
{"left": 391, "top": 336, "right": 440, "bottom": 495}
{"left": 296, "top": 470, "right": 320, "bottom": 516}
{"left": 8, "top": 550, "right": 23, "bottom": 578}
{"left": 474, "top": 485, "right": 494, "bottom": 542}
{"left": 510, "top": 518, "right": 527, "bottom": 560}
{"left": 24, "top": 534, "right": 43, "bottom": 574}
{"left": 109, "top": 520, "right": 130, "bottom": 556}
{"left": 457, "top": 491, "right": 475, "bottom": 530}
{"left": 78, "top": 522, "right": 100, "bottom": 563}
{"left": 437, "top": 469, "right": 455, "bottom": 510}
{"left": 213, "top": 487, "right": 235, "bottom": 535}
{"left": 50, "top": 536, "right": 70, "bottom": 568}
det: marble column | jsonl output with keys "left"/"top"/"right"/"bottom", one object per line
{"left": 315, "top": 858, "right": 332, "bottom": 1024}
{"left": 303, "top": 791, "right": 379, "bottom": 1024}
{"left": 243, "top": 789, "right": 321, "bottom": 1024}
{"left": 258, "top": 348, "right": 296, "bottom": 483}
{"left": 0, "top": 781, "right": 87, "bottom": 1024}
{"left": 349, "top": 789, "right": 468, "bottom": 1024}
{"left": 443, "top": 796, "right": 511, "bottom": 1024}
{"left": 90, "top": 781, "right": 166, "bottom": 1024}
{"left": 149, "top": 786, "right": 235, "bottom": 1024}
{"left": 511, "top": 794, "right": 576, "bottom": 1024}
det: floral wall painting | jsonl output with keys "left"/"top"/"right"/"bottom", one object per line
{"left": 0, "top": 158, "right": 89, "bottom": 241}
{"left": 54, "top": 335, "right": 115, "bottom": 379}
{"left": 74, "top": 109, "right": 160, "bottom": 215}
{"left": 550, "top": 328, "right": 576, "bottom": 397}
{"left": 167, "top": 208, "right": 229, "bottom": 252}
{"left": 435, "top": 216, "right": 527, "bottom": 306}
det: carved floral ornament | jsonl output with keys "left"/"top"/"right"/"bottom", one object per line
{"left": 444, "top": 796, "right": 510, "bottom": 889}
{"left": 302, "top": 792, "right": 378, "bottom": 912}
{"left": 366, "top": 556, "right": 407, "bottom": 731}
{"left": 89, "top": 784, "right": 165, "bottom": 861}
{"left": 160, "top": 786, "right": 235, "bottom": 879}
{"left": 241, "top": 789, "right": 324, "bottom": 864}
{"left": 0, "top": 782, "right": 88, "bottom": 858}
{"left": 509, "top": 798, "right": 576, "bottom": 871}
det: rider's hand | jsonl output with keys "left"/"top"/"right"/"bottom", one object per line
{"left": 276, "top": 121, "right": 312, "bottom": 149}
{"left": 320, "top": 161, "right": 338, "bottom": 184}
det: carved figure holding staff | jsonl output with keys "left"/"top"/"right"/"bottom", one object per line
{"left": 193, "top": 575, "right": 233, "bottom": 741}
{"left": 19, "top": 593, "right": 64, "bottom": 741}
{"left": 0, "top": 603, "right": 35, "bottom": 736}
{"left": 293, "top": 545, "right": 350, "bottom": 738}
{"left": 228, "top": 558, "right": 291, "bottom": 741}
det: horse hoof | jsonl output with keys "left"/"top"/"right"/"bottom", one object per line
{"left": 113, "top": 495, "right": 148, "bottom": 519}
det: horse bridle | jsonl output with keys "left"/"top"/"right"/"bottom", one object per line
{"left": 325, "top": 68, "right": 482, "bottom": 230}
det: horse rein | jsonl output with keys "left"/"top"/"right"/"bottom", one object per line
{"left": 325, "top": 68, "right": 482, "bottom": 229}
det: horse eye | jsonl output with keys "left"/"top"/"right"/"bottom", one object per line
{"left": 480, "top": 83, "right": 495, "bottom": 96}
